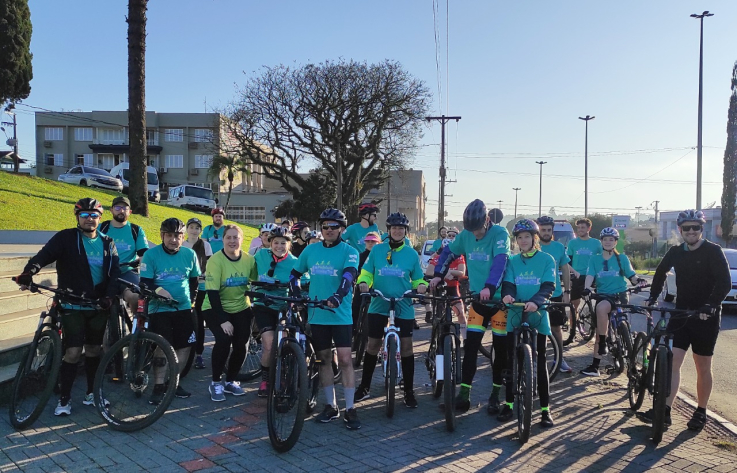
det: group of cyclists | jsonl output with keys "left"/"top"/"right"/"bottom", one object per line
{"left": 15, "top": 195, "right": 731, "bottom": 435}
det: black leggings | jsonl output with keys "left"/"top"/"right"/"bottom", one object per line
{"left": 194, "top": 290, "right": 207, "bottom": 355}
{"left": 505, "top": 333, "right": 549, "bottom": 408}
{"left": 203, "top": 308, "right": 252, "bottom": 383}
{"left": 461, "top": 331, "right": 507, "bottom": 386}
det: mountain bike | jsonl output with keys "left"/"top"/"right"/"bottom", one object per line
{"left": 93, "top": 279, "right": 179, "bottom": 432}
{"left": 234, "top": 318, "right": 263, "bottom": 382}
{"left": 352, "top": 295, "right": 370, "bottom": 368}
{"left": 8, "top": 278, "right": 98, "bottom": 430}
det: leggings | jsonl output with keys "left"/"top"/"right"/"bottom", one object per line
{"left": 505, "top": 333, "right": 549, "bottom": 408}
{"left": 194, "top": 290, "right": 207, "bottom": 356}
{"left": 203, "top": 308, "right": 252, "bottom": 383}
{"left": 461, "top": 331, "right": 507, "bottom": 386}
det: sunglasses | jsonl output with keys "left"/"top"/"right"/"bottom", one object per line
{"left": 682, "top": 224, "right": 702, "bottom": 232}
{"left": 603, "top": 259, "right": 609, "bottom": 272}
{"left": 79, "top": 212, "right": 101, "bottom": 219}
{"left": 112, "top": 205, "right": 129, "bottom": 211}
{"left": 322, "top": 224, "right": 341, "bottom": 231}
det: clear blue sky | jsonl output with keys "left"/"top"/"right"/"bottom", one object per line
{"left": 8, "top": 0, "right": 737, "bottom": 221}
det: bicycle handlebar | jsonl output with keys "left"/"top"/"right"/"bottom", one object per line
{"left": 250, "top": 280, "right": 291, "bottom": 289}
{"left": 244, "top": 291, "right": 336, "bottom": 313}
{"left": 359, "top": 288, "right": 424, "bottom": 303}
{"left": 13, "top": 278, "right": 100, "bottom": 308}
{"left": 117, "top": 278, "right": 176, "bottom": 304}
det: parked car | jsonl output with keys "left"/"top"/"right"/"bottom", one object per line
{"left": 420, "top": 239, "right": 437, "bottom": 272}
{"left": 662, "top": 248, "right": 737, "bottom": 307}
{"left": 167, "top": 184, "right": 217, "bottom": 213}
{"left": 553, "top": 220, "right": 575, "bottom": 248}
{"left": 58, "top": 166, "right": 123, "bottom": 192}
{"left": 110, "top": 162, "right": 161, "bottom": 202}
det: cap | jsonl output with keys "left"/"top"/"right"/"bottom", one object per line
{"left": 186, "top": 217, "right": 203, "bottom": 228}
{"left": 112, "top": 196, "right": 131, "bottom": 207}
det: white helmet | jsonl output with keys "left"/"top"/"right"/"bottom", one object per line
{"left": 261, "top": 223, "right": 278, "bottom": 233}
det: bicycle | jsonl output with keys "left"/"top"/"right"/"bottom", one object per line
{"left": 626, "top": 305, "right": 701, "bottom": 444}
{"left": 352, "top": 294, "right": 370, "bottom": 368}
{"left": 234, "top": 318, "right": 264, "bottom": 382}
{"left": 93, "top": 279, "right": 179, "bottom": 432}
{"left": 8, "top": 278, "right": 98, "bottom": 430}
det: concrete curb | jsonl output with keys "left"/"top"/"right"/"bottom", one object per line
{"left": 677, "top": 392, "right": 737, "bottom": 438}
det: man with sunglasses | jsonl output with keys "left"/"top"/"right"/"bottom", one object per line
{"left": 343, "top": 203, "right": 381, "bottom": 253}
{"left": 290, "top": 208, "right": 361, "bottom": 429}
{"left": 202, "top": 207, "right": 226, "bottom": 253}
{"left": 642, "top": 210, "right": 731, "bottom": 432}
{"left": 16, "top": 198, "right": 120, "bottom": 416}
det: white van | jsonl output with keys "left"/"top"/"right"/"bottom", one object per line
{"left": 110, "top": 162, "right": 161, "bottom": 202}
{"left": 167, "top": 184, "right": 217, "bottom": 213}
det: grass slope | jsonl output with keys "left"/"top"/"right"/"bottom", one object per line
{"left": 0, "top": 172, "right": 258, "bottom": 246}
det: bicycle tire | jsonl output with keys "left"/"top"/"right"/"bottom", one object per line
{"left": 516, "top": 343, "right": 533, "bottom": 444}
{"left": 617, "top": 320, "right": 633, "bottom": 375}
{"left": 443, "top": 335, "right": 456, "bottom": 432}
{"left": 267, "top": 340, "right": 307, "bottom": 453}
{"left": 353, "top": 301, "right": 369, "bottom": 368}
{"left": 547, "top": 333, "right": 562, "bottom": 382}
{"left": 9, "top": 328, "right": 62, "bottom": 430}
{"left": 386, "top": 337, "right": 397, "bottom": 418}
{"left": 628, "top": 332, "right": 648, "bottom": 411}
{"left": 94, "top": 331, "right": 178, "bottom": 432}
{"left": 236, "top": 321, "right": 263, "bottom": 382}
{"left": 578, "top": 304, "right": 595, "bottom": 342}
{"left": 561, "top": 305, "right": 577, "bottom": 346}
{"left": 306, "top": 352, "right": 320, "bottom": 414}
{"left": 651, "top": 346, "right": 669, "bottom": 444}
{"left": 426, "top": 329, "right": 443, "bottom": 398}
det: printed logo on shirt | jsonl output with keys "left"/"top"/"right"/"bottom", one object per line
{"left": 597, "top": 270, "right": 620, "bottom": 278}
{"left": 469, "top": 247, "right": 490, "bottom": 262}
{"left": 311, "top": 261, "right": 338, "bottom": 277}
{"left": 515, "top": 271, "right": 541, "bottom": 286}
{"left": 378, "top": 267, "right": 406, "bottom": 278}
{"left": 188, "top": 332, "right": 197, "bottom": 344}
{"left": 140, "top": 262, "right": 147, "bottom": 272}
{"left": 159, "top": 268, "right": 186, "bottom": 281}
{"left": 348, "top": 253, "right": 358, "bottom": 264}
{"left": 114, "top": 239, "right": 132, "bottom": 252}
{"left": 576, "top": 248, "right": 593, "bottom": 256}
{"left": 225, "top": 274, "right": 249, "bottom": 287}
{"left": 87, "top": 251, "right": 104, "bottom": 268}
{"left": 496, "top": 239, "right": 506, "bottom": 249}
{"left": 259, "top": 274, "right": 276, "bottom": 283}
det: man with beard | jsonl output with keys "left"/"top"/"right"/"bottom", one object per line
{"left": 202, "top": 207, "right": 226, "bottom": 253}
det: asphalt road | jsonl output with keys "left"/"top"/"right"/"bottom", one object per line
{"left": 627, "top": 291, "right": 737, "bottom": 425}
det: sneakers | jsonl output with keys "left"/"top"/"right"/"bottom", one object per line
{"left": 194, "top": 355, "right": 205, "bottom": 370}
{"left": 224, "top": 381, "right": 245, "bottom": 396}
{"left": 354, "top": 384, "right": 371, "bottom": 403}
{"left": 175, "top": 385, "right": 191, "bottom": 399}
{"left": 687, "top": 410, "right": 707, "bottom": 432}
{"left": 454, "top": 394, "right": 471, "bottom": 413}
{"left": 149, "top": 384, "right": 166, "bottom": 405}
{"left": 559, "top": 360, "right": 573, "bottom": 373}
{"left": 487, "top": 393, "right": 500, "bottom": 415}
{"left": 344, "top": 407, "right": 361, "bottom": 430}
{"left": 82, "top": 393, "right": 110, "bottom": 408}
{"left": 258, "top": 381, "right": 269, "bottom": 398}
{"left": 54, "top": 398, "right": 71, "bottom": 416}
{"left": 315, "top": 404, "right": 340, "bottom": 423}
{"left": 210, "top": 382, "right": 226, "bottom": 402}
{"left": 404, "top": 390, "right": 418, "bottom": 408}
{"left": 413, "top": 319, "right": 421, "bottom": 330}
{"left": 637, "top": 407, "right": 672, "bottom": 426}
{"left": 580, "top": 365, "right": 600, "bottom": 377}
{"left": 497, "top": 404, "right": 514, "bottom": 422}
{"left": 540, "top": 410, "right": 555, "bottom": 428}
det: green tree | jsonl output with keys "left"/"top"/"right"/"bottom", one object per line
{"left": 0, "top": 0, "right": 32, "bottom": 105}
{"left": 721, "top": 61, "right": 737, "bottom": 244}
{"left": 568, "top": 213, "right": 611, "bottom": 239}
{"left": 207, "top": 154, "right": 250, "bottom": 212}
{"left": 126, "top": 0, "right": 148, "bottom": 216}
{"left": 274, "top": 169, "right": 336, "bottom": 224}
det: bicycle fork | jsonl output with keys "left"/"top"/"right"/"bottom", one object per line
{"left": 381, "top": 330, "right": 402, "bottom": 383}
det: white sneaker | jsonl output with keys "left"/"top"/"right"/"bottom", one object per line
{"left": 559, "top": 360, "right": 573, "bottom": 373}
{"left": 54, "top": 399, "right": 71, "bottom": 416}
{"left": 82, "top": 393, "right": 110, "bottom": 407}
{"left": 224, "top": 381, "right": 245, "bottom": 396}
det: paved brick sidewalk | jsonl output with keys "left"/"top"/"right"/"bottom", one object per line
{"left": 2, "top": 308, "right": 736, "bottom": 473}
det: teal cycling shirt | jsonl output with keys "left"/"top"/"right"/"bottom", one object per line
{"left": 587, "top": 253, "right": 636, "bottom": 295}
{"left": 431, "top": 239, "right": 442, "bottom": 253}
{"left": 253, "top": 250, "right": 306, "bottom": 307}
{"left": 567, "top": 237, "right": 602, "bottom": 274}
{"left": 447, "top": 225, "right": 510, "bottom": 297}
{"left": 83, "top": 234, "right": 105, "bottom": 287}
{"left": 540, "top": 240, "right": 570, "bottom": 297}
{"left": 356, "top": 242, "right": 426, "bottom": 320}
{"left": 140, "top": 245, "right": 201, "bottom": 312}
{"left": 293, "top": 241, "right": 359, "bottom": 325}
{"left": 201, "top": 225, "right": 225, "bottom": 253}
{"left": 102, "top": 223, "right": 148, "bottom": 274}
{"left": 343, "top": 222, "right": 381, "bottom": 253}
{"left": 503, "top": 251, "right": 557, "bottom": 336}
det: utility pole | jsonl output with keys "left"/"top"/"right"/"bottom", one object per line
{"left": 536, "top": 161, "right": 547, "bottom": 217}
{"left": 3, "top": 104, "right": 19, "bottom": 173}
{"left": 652, "top": 200, "right": 660, "bottom": 256}
{"left": 513, "top": 187, "right": 521, "bottom": 219}
{"left": 497, "top": 200, "right": 502, "bottom": 210}
{"left": 635, "top": 206, "right": 643, "bottom": 226}
{"left": 426, "top": 115, "right": 461, "bottom": 229}
{"left": 691, "top": 10, "right": 713, "bottom": 210}
{"left": 579, "top": 115, "right": 595, "bottom": 217}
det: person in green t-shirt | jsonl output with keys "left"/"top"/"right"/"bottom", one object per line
{"left": 567, "top": 218, "right": 602, "bottom": 323}
{"left": 343, "top": 203, "right": 381, "bottom": 253}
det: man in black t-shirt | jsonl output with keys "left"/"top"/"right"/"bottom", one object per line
{"left": 642, "top": 210, "right": 730, "bottom": 432}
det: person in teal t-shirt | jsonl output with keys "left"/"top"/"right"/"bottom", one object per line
{"left": 202, "top": 207, "right": 226, "bottom": 253}
{"left": 355, "top": 213, "right": 427, "bottom": 409}
{"left": 343, "top": 203, "right": 381, "bottom": 253}
{"left": 500, "top": 218, "right": 557, "bottom": 429}
{"left": 290, "top": 208, "right": 361, "bottom": 430}
{"left": 580, "top": 227, "right": 645, "bottom": 377}
{"left": 430, "top": 199, "right": 510, "bottom": 415}
{"left": 567, "top": 218, "right": 603, "bottom": 323}
{"left": 429, "top": 226, "right": 448, "bottom": 253}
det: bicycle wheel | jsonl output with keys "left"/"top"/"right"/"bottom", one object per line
{"left": 306, "top": 352, "right": 320, "bottom": 414}
{"left": 578, "top": 303, "right": 595, "bottom": 342}
{"left": 236, "top": 322, "right": 263, "bottom": 382}
{"left": 628, "top": 332, "right": 648, "bottom": 411}
{"left": 546, "top": 334, "right": 562, "bottom": 382}
{"left": 94, "top": 331, "right": 178, "bottom": 432}
{"left": 353, "top": 300, "right": 369, "bottom": 368}
{"left": 386, "top": 337, "right": 398, "bottom": 418}
{"left": 561, "top": 306, "right": 577, "bottom": 346}
{"left": 9, "top": 328, "right": 62, "bottom": 430}
{"left": 443, "top": 335, "right": 456, "bottom": 432}
{"left": 651, "top": 346, "right": 669, "bottom": 444}
{"left": 267, "top": 340, "right": 307, "bottom": 453}
{"left": 479, "top": 328, "right": 493, "bottom": 359}
{"left": 617, "top": 320, "right": 633, "bottom": 375}
{"left": 425, "top": 329, "right": 443, "bottom": 398}
{"left": 515, "top": 343, "right": 533, "bottom": 444}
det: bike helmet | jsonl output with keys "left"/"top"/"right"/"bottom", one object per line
{"left": 441, "top": 238, "right": 454, "bottom": 248}
{"left": 74, "top": 197, "right": 103, "bottom": 215}
{"left": 446, "top": 226, "right": 459, "bottom": 237}
{"left": 463, "top": 199, "right": 487, "bottom": 231}
{"left": 306, "top": 230, "right": 321, "bottom": 242}
{"left": 319, "top": 208, "right": 348, "bottom": 227}
{"left": 600, "top": 227, "right": 620, "bottom": 240}
{"left": 358, "top": 203, "right": 379, "bottom": 215}
{"left": 489, "top": 208, "right": 504, "bottom": 225}
{"left": 160, "top": 218, "right": 185, "bottom": 234}
{"left": 260, "top": 223, "right": 278, "bottom": 234}
{"left": 676, "top": 209, "right": 706, "bottom": 226}
{"left": 386, "top": 212, "right": 410, "bottom": 230}
{"left": 211, "top": 207, "right": 225, "bottom": 217}
{"left": 536, "top": 215, "right": 555, "bottom": 227}
{"left": 512, "top": 219, "right": 539, "bottom": 236}
{"left": 268, "top": 226, "right": 292, "bottom": 242}
{"left": 291, "top": 221, "right": 309, "bottom": 234}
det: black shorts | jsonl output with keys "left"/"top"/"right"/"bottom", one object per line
{"left": 149, "top": 309, "right": 196, "bottom": 350}
{"left": 570, "top": 275, "right": 587, "bottom": 300}
{"left": 669, "top": 313, "right": 721, "bottom": 357}
{"left": 252, "top": 305, "right": 279, "bottom": 332}
{"left": 548, "top": 295, "right": 567, "bottom": 327}
{"left": 310, "top": 324, "right": 352, "bottom": 352}
{"left": 367, "top": 313, "right": 414, "bottom": 339}
{"left": 594, "top": 292, "right": 629, "bottom": 310}
{"left": 61, "top": 309, "right": 108, "bottom": 348}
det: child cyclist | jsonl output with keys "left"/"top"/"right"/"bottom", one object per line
{"left": 500, "top": 219, "right": 557, "bottom": 427}
{"left": 425, "top": 238, "right": 467, "bottom": 340}
{"left": 580, "top": 227, "right": 646, "bottom": 377}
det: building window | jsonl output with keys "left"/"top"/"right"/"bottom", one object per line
{"left": 148, "top": 155, "right": 160, "bottom": 168}
{"left": 44, "top": 154, "right": 63, "bottom": 166}
{"left": 53, "top": 153, "right": 64, "bottom": 166}
{"left": 194, "top": 155, "right": 213, "bottom": 169}
{"left": 164, "top": 129, "right": 183, "bottom": 142}
{"left": 98, "top": 128, "right": 126, "bottom": 145}
{"left": 227, "top": 206, "right": 266, "bottom": 224}
{"left": 74, "top": 128, "right": 93, "bottom": 141}
{"left": 194, "top": 129, "right": 213, "bottom": 143}
{"left": 76, "top": 154, "right": 94, "bottom": 166}
{"left": 147, "top": 130, "right": 158, "bottom": 145}
{"left": 98, "top": 153, "right": 114, "bottom": 170}
{"left": 45, "top": 127, "right": 63, "bottom": 141}
{"left": 165, "top": 154, "right": 184, "bottom": 168}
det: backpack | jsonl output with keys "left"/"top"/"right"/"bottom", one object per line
{"left": 99, "top": 220, "right": 141, "bottom": 242}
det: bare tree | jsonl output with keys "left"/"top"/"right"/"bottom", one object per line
{"left": 721, "top": 61, "right": 737, "bottom": 245}
{"left": 221, "top": 59, "right": 430, "bottom": 220}
{"left": 126, "top": 0, "right": 148, "bottom": 215}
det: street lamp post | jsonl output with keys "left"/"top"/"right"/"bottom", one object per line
{"left": 535, "top": 161, "right": 547, "bottom": 217}
{"left": 691, "top": 10, "right": 713, "bottom": 210}
{"left": 513, "top": 187, "right": 521, "bottom": 219}
{"left": 579, "top": 115, "right": 595, "bottom": 217}
{"left": 635, "top": 206, "right": 642, "bottom": 226}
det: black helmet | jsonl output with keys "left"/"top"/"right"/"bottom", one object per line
{"left": 463, "top": 199, "right": 487, "bottom": 231}
{"left": 160, "top": 218, "right": 185, "bottom": 234}
{"left": 488, "top": 208, "right": 504, "bottom": 225}
{"left": 268, "top": 226, "right": 293, "bottom": 242}
{"left": 291, "top": 221, "right": 309, "bottom": 234}
{"left": 536, "top": 215, "right": 555, "bottom": 227}
{"left": 319, "top": 208, "right": 347, "bottom": 227}
{"left": 358, "top": 203, "right": 380, "bottom": 215}
{"left": 74, "top": 198, "right": 103, "bottom": 215}
{"left": 386, "top": 212, "right": 410, "bottom": 230}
